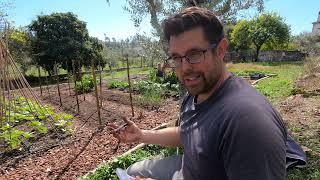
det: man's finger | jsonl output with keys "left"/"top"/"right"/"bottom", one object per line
{"left": 110, "top": 123, "right": 128, "bottom": 133}
{"left": 122, "top": 116, "right": 134, "bottom": 125}
{"left": 106, "top": 123, "right": 118, "bottom": 130}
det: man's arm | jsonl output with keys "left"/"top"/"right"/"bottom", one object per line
{"left": 141, "top": 127, "right": 181, "bottom": 147}
{"left": 108, "top": 117, "right": 181, "bottom": 147}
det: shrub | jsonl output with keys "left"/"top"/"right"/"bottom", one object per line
{"left": 107, "top": 80, "right": 129, "bottom": 89}
{"left": 163, "top": 71, "right": 179, "bottom": 85}
{"left": 75, "top": 75, "right": 94, "bottom": 94}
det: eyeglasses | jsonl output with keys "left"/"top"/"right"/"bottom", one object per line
{"left": 166, "top": 43, "right": 218, "bottom": 68}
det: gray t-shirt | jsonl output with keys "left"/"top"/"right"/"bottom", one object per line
{"left": 179, "top": 74, "right": 287, "bottom": 180}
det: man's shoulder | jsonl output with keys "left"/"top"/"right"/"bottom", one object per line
{"left": 222, "top": 75, "right": 271, "bottom": 110}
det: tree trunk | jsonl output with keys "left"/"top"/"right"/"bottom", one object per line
{"left": 255, "top": 45, "right": 261, "bottom": 62}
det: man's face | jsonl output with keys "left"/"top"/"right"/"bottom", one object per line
{"left": 168, "top": 27, "right": 224, "bottom": 97}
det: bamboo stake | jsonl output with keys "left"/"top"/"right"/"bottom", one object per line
{"left": 99, "top": 61, "right": 103, "bottom": 108}
{"left": 72, "top": 60, "right": 80, "bottom": 114}
{"left": 0, "top": 60, "right": 4, "bottom": 127}
{"left": 91, "top": 59, "right": 102, "bottom": 128}
{"left": 45, "top": 68, "right": 51, "bottom": 101}
{"left": 4, "top": 57, "right": 12, "bottom": 142}
{"left": 37, "top": 65, "right": 43, "bottom": 97}
{"left": 66, "top": 61, "right": 71, "bottom": 96}
{"left": 78, "top": 60, "right": 85, "bottom": 101}
{"left": 125, "top": 54, "right": 134, "bottom": 117}
{"left": 54, "top": 62, "right": 62, "bottom": 107}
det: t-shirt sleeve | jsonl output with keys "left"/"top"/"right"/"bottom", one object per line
{"left": 218, "top": 102, "right": 286, "bottom": 180}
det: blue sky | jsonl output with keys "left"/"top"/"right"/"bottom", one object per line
{"left": 6, "top": 0, "right": 320, "bottom": 40}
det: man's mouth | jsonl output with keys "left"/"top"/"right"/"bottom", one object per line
{"left": 184, "top": 74, "right": 201, "bottom": 86}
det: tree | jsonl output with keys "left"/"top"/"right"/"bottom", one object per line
{"left": 8, "top": 27, "right": 32, "bottom": 75}
{"left": 0, "top": 0, "right": 12, "bottom": 20}
{"left": 135, "top": 34, "right": 166, "bottom": 67}
{"left": 250, "top": 13, "right": 290, "bottom": 61}
{"left": 81, "top": 37, "right": 105, "bottom": 69}
{"left": 123, "top": 0, "right": 264, "bottom": 43}
{"left": 29, "top": 12, "right": 89, "bottom": 75}
{"left": 230, "top": 20, "right": 251, "bottom": 51}
{"left": 294, "top": 32, "right": 320, "bottom": 55}
{"left": 231, "top": 13, "right": 290, "bottom": 61}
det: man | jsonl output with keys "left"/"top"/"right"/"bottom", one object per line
{"left": 109, "top": 7, "right": 287, "bottom": 180}
{"left": 156, "top": 63, "right": 166, "bottom": 77}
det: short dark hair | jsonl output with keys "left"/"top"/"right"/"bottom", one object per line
{"left": 162, "top": 7, "right": 224, "bottom": 44}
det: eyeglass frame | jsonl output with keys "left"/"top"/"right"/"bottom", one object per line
{"left": 165, "top": 43, "right": 219, "bottom": 68}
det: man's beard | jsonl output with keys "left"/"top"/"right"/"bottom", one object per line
{"left": 182, "top": 69, "right": 221, "bottom": 96}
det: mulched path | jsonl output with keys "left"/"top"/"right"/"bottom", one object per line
{"left": 0, "top": 83, "right": 179, "bottom": 179}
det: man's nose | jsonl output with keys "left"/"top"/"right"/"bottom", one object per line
{"left": 180, "top": 57, "right": 192, "bottom": 72}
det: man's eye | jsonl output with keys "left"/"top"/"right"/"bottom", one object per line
{"left": 187, "top": 51, "right": 201, "bottom": 55}
{"left": 187, "top": 51, "right": 202, "bottom": 58}
{"left": 172, "top": 56, "right": 181, "bottom": 61}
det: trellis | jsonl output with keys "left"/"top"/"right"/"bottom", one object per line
{"left": 0, "top": 20, "right": 136, "bottom": 177}
{"left": 0, "top": 40, "right": 44, "bottom": 115}
{"left": 37, "top": 56, "right": 135, "bottom": 129}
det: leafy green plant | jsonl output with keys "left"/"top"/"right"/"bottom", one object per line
{"left": 82, "top": 145, "right": 181, "bottom": 180}
{"left": 148, "top": 68, "right": 158, "bottom": 82}
{"left": 163, "top": 71, "right": 179, "bottom": 85}
{"left": 75, "top": 75, "right": 94, "bottom": 94}
{"left": 107, "top": 80, "right": 129, "bottom": 89}
{"left": 0, "top": 96, "right": 73, "bottom": 149}
{"left": 0, "top": 128, "right": 33, "bottom": 149}
{"left": 51, "top": 113, "right": 74, "bottom": 132}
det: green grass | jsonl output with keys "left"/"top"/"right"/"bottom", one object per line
{"left": 228, "top": 61, "right": 304, "bottom": 102}
{"left": 25, "top": 65, "right": 68, "bottom": 76}
{"left": 105, "top": 67, "right": 152, "bottom": 80}
{"left": 24, "top": 64, "right": 150, "bottom": 78}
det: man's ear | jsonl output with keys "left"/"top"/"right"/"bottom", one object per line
{"left": 217, "top": 38, "right": 228, "bottom": 59}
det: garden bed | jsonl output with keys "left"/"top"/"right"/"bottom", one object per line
{"left": 0, "top": 83, "right": 180, "bottom": 179}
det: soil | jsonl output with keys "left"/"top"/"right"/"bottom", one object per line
{"left": 0, "top": 83, "right": 180, "bottom": 180}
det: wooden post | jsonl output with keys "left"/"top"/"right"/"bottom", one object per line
{"left": 72, "top": 60, "right": 80, "bottom": 114}
{"left": 4, "top": 59, "right": 11, "bottom": 123}
{"left": 0, "top": 68, "right": 4, "bottom": 127}
{"left": 55, "top": 62, "right": 62, "bottom": 107}
{"left": 77, "top": 61, "right": 85, "bottom": 101}
{"left": 37, "top": 65, "right": 43, "bottom": 97}
{"left": 66, "top": 61, "right": 71, "bottom": 96}
{"left": 140, "top": 56, "right": 143, "bottom": 68}
{"left": 125, "top": 54, "right": 134, "bottom": 117}
{"left": 91, "top": 59, "right": 102, "bottom": 127}
{"left": 99, "top": 61, "right": 103, "bottom": 108}
{"left": 45, "top": 67, "right": 51, "bottom": 101}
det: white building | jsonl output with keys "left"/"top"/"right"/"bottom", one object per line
{"left": 312, "top": 11, "right": 320, "bottom": 34}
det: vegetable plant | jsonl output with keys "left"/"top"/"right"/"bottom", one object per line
{"left": 0, "top": 96, "right": 73, "bottom": 149}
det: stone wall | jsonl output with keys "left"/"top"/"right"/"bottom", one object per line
{"left": 224, "top": 50, "right": 306, "bottom": 62}
{"left": 258, "top": 50, "right": 306, "bottom": 62}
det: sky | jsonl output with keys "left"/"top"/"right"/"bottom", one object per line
{"left": 5, "top": 0, "right": 320, "bottom": 41}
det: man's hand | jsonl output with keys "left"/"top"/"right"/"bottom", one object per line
{"left": 107, "top": 117, "right": 142, "bottom": 143}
